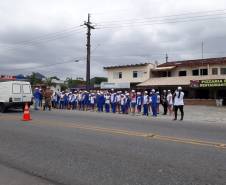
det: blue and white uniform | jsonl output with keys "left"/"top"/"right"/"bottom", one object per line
{"left": 143, "top": 93, "right": 149, "bottom": 116}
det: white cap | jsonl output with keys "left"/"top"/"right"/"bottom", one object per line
{"left": 131, "top": 90, "right": 135, "bottom": 93}
{"left": 156, "top": 91, "right": 159, "bottom": 94}
{"left": 137, "top": 92, "right": 141, "bottom": 95}
{"left": 178, "top": 86, "right": 182, "bottom": 90}
{"left": 144, "top": 91, "right": 148, "bottom": 94}
{"left": 126, "top": 93, "right": 129, "bottom": 96}
{"left": 168, "top": 90, "right": 171, "bottom": 92}
{"left": 151, "top": 89, "right": 155, "bottom": 93}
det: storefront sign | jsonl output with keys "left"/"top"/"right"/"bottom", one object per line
{"left": 190, "top": 79, "right": 226, "bottom": 88}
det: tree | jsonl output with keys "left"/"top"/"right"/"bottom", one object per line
{"left": 50, "top": 76, "right": 60, "bottom": 81}
{"left": 65, "top": 77, "right": 86, "bottom": 89}
{"left": 44, "top": 77, "right": 54, "bottom": 87}
{"left": 90, "top": 77, "right": 107, "bottom": 85}
{"left": 27, "top": 72, "right": 43, "bottom": 86}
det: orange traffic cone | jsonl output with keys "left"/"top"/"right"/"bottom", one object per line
{"left": 22, "top": 103, "right": 32, "bottom": 121}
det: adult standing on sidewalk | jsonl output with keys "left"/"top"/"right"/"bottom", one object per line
{"left": 151, "top": 89, "right": 158, "bottom": 117}
{"left": 33, "top": 87, "right": 41, "bottom": 110}
{"left": 161, "top": 90, "right": 168, "bottom": 115}
{"left": 43, "top": 87, "right": 53, "bottom": 111}
{"left": 167, "top": 90, "right": 173, "bottom": 116}
{"left": 173, "top": 87, "right": 184, "bottom": 121}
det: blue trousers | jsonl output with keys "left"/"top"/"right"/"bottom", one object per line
{"left": 152, "top": 104, "right": 157, "bottom": 116}
{"left": 121, "top": 105, "right": 126, "bottom": 114}
{"left": 143, "top": 104, "right": 148, "bottom": 116}
{"left": 98, "top": 104, "right": 103, "bottom": 112}
{"left": 60, "top": 101, "right": 64, "bottom": 109}
{"left": 111, "top": 103, "right": 116, "bottom": 113}
{"left": 105, "top": 104, "right": 110, "bottom": 113}
{"left": 34, "top": 98, "right": 39, "bottom": 110}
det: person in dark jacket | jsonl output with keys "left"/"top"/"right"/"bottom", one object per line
{"left": 161, "top": 90, "right": 168, "bottom": 115}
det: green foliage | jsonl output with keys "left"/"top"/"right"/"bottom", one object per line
{"left": 90, "top": 77, "right": 107, "bottom": 85}
{"left": 66, "top": 77, "right": 86, "bottom": 88}
{"left": 27, "top": 72, "right": 43, "bottom": 86}
{"left": 50, "top": 76, "right": 60, "bottom": 80}
{"left": 45, "top": 77, "right": 53, "bottom": 87}
{"left": 60, "top": 84, "right": 68, "bottom": 91}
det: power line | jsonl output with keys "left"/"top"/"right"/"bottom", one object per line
{"left": 96, "top": 14, "right": 226, "bottom": 29}
{"left": 0, "top": 26, "right": 83, "bottom": 51}
{"left": 94, "top": 9, "right": 226, "bottom": 24}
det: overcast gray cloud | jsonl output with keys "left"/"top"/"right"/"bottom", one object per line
{"left": 1, "top": 0, "right": 226, "bottom": 79}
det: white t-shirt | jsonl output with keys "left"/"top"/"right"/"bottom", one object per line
{"left": 167, "top": 93, "right": 173, "bottom": 105}
{"left": 105, "top": 95, "right": 110, "bottom": 104}
{"left": 90, "top": 96, "right": 95, "bottom": 104}
{"left": 143, "top": 95, "right": 149, "bottom": 104}
{"left": 157, "top": 95, "right": 160, "bottom": 103}
{"left": 116, "top": 95, "right": 121, "bottom": 103}
{"left": 174, "top": 91, "right": 184, "bottom": 106}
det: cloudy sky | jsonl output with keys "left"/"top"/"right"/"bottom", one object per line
{"left": 1, "top": 0, "right": 226, "bottom": 79}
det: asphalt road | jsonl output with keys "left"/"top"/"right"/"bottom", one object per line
{"left": 0, "top": 109, "right": 226, "bottom": 185}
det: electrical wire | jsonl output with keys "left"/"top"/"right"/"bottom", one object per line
{"left": 96, "top": 14, "right": 226, "bottom": 29}
{"left": 94, "top": 9, "right": 226, "bottom": 24}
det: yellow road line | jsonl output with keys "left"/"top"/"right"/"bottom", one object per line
{"left": 30, "top": 119, "right": 226, "bottom": 150}
{"left": 1, "top": 115, "right": 226, "bottom": 149}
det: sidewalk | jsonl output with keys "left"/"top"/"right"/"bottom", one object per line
{"left": 31, "top": 105, "right": 226, "bottom": 124}
{"left": 158, "top": 105, "right": 226, "bottom": 124}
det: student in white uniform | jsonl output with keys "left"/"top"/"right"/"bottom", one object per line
{"left": 143, "top": 91, "right": 149, "bottom": 116}
{"left": 173, "top": 87, "right": 184, "bottom": 121}
{"left": 156, "top": 91, "right": 160, "bottom": 114}
{"left": 167, "top": 90, "right": 173, "bottom": 116}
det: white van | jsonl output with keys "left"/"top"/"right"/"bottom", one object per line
{"left": 0, "top": 81, "right": 33, "bottom": 112}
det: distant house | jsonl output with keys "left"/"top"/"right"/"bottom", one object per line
{"left": 50, "top": 79, "right": 65, "bottom": 92}
{"left": 103, "top": 63, "right": 155, "bottom": 89}
{"left": 137, "top": 57, "right": 226, "bottom": 105}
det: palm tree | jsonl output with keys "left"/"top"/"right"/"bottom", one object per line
{"left": 45, "top": 77, "right": 53, "bottom": 87}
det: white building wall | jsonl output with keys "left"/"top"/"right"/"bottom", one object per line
{"left": 106, "top": 64, "right": 154, "bottom": 83}
{"left": 170, "top": 64, "right": 226, "bottom": 77}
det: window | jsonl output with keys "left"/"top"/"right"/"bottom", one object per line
{"left": 192, "top": 69, "right": 199, "bottom": 76}
{"left": 119, "top": 72, "right": 122, "bottom": 79}
{"left": 200, "top": 68, "right": 208, "bottom": 75}
{"left": 179, "top": 71, "right": 187, "bottom": 76}
{"left": 221, "top": 68, "right": 226, "bottom": 75}
{"left": 22, "top": 84, "right": 31, "bottom": 94}
{"left": 133, "top": 71, "right": 138, "bottom": 78}
{"left": 113, "top": 72, "right": 122, "bottom": 79}
{"left": 212, "top": 68, "right": 218, "bottom": 75}
{"left": 12, "top": 84, "right": 21, "bottom": 94}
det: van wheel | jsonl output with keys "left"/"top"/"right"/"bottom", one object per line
{"left": 0, "top": 103, "right": 6, "bottom": 113}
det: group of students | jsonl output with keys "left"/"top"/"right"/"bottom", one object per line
{"left": 47, "top": 86, "right": 184, "bottom": 121}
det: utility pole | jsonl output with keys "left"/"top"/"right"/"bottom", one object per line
{"left": 202, "top": 41, "right": 204, "bottom": 59}
{"left": 84, "top": 13, "right": 95, "bottom": 90}
{"left": 201, "top": 41, "right": 204, "bottom": 76}
{"left": 165, "top": 53, "right": 168, "bottom": 63}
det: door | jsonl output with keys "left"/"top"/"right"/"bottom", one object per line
{"left": 22, "top": 84, "right": 32, "bottom": 102}
{"left": 12, "top": 83, "right": 22, "bottom": 102}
